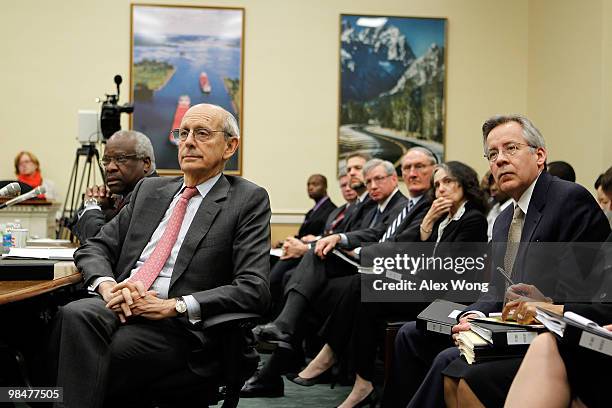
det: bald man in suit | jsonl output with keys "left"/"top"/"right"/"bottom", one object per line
{"left": 51, "top": 104, "right": 271, "bottom": 408}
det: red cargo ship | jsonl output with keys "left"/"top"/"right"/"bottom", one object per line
{"left": 200, "top": 72, "right": 212, "bottom": 93}
{"left": 169, "top": 95, "right": 191, "bottom": 145}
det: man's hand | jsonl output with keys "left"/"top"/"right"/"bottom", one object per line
{"left": 451, "top": 313, "right": 479, "bottom": 344}
{"left": 314, "top": 234, "right": 341, "bottom": 258}
{"left": 130, "top": 291, "right": 178, "bottom": 320}
{"left": 280, "top": 237, "right": 309, "bottom": 260}
{"left": 104, "top": 280, "right": 146, "bottom": 323}
{"left": 300, "top": 234, "right": 317, "bottom": 243}
{"left": 505, "top": 283, "right": 551, "bottom": 303}
{"left": 502, "top": 300, "right": 563, "bottom": 324}
{"left": 86, "top": 184, "right": 112, "bottom": 210}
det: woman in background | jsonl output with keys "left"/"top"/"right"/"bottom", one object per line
{"left": 14, "top": 151, "right": 56, "bottom": 200}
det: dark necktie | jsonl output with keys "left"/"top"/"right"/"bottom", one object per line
{"left": 369, "top": 209, "right": 383, "bottom": 228}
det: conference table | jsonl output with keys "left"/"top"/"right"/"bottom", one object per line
{"left": 0, "top": 262, "right": 82, "bottom": 387}
{"left": 0, "top": 262, "right": 81, "bottom": 305}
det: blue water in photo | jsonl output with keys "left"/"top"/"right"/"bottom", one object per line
{"left": 133, "top": 36, "right": 241, "bottom": 171}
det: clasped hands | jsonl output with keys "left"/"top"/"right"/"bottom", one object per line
{"left": 98, "top": 280, "right": 177, "bottom": 323}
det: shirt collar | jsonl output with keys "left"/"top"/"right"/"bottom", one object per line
{"left": 180, "top": 172, "right": 222, "bottom": 199}
{"left": 358, "top": 190, "right": 369, "bottom": 203}
{"left": 408, "top": 193, "right": 424, "bottom": 207}
{"left": 378, "top": 188, "right": 399, "bottom": 212}
{"left": 514, "top": 171, "right": 541, "bottom": 214}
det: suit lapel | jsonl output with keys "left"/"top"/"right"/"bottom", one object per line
{"left": 169, "top": 175, "right": 230, "bottom": 288}
{"left": 515, "top": 172, "right": 551, "bottom": 279}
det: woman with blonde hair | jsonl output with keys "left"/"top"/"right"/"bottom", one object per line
{"left": 14, "top": 151, "right": 56, "bottom": 200}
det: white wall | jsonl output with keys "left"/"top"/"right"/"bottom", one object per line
{"left": 1, "top": 0, "right": 532, "bottom": 214}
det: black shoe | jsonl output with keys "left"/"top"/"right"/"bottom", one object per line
{"left": 240, "top": 372, "right": 284, "bottom": 398}
{"left": 257, "top": 323, "right": 293, "bottom": 348}
{"left": 286, "top": 369, "right": 336, "bottom": 388}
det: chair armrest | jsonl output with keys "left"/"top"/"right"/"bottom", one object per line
{"left": 201, "top": 312, "right": 260, "bottom": 330}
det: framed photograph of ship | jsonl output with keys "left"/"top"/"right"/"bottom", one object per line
{"left": 130, "top": 4, "right": 244, "bottom": 174}
{"left": 338, "top": 14, "right": 447, "bottom": 170}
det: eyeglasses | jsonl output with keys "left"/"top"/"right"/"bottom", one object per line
{"left": 365, "top": 174, "right": 392, "bottom": 186}
{"left": 171, "top": 128, "right": 227, "bottom": 143}
{"left": 402, "top": 163, "right": 432, "bottom": 173}
{"left": 101, "top": 154, "right": 142, "bottom": 166}
{"left": 485, "top": 142, "right": 535, "bottom": 162}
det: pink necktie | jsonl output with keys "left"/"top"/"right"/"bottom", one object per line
{"left": 130, "top": 187, "right": 199, "bottom": 290}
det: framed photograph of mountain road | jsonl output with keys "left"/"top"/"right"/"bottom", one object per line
{"left": 130, "top": 4, "right": 244, "bottom": 174}
{"left": 339, "top": 14, "right": 447, "bottom": 169}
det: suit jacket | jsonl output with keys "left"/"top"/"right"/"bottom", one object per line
{"left": 344, "top": 190, "right": 408, "bottom": 247}
{"left": 468, "top": 171, "right": 611, "bottom": 315}
{"left": 358, "top": 194, "right": 432, "bottom": 266}
{"left": 71, "top": 171, "right": 159, "bottom": 242}
{"left": 297, "top": 197, "right": 337, "bottom": 238}
{"left": 341, "top": 195, "right": 377, "bottom": 233}
{"left": 323, "top": 203, "right": 350, "bottom": 235}
{"left": 74, "top": 174, "right": 271, "bottom": 323}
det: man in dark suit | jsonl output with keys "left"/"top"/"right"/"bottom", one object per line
{"left": 270, "top": 170, "right": 356, "bottom": 310}
{"left": 297, "top": 174, "right": 337, "bottom": 238}
{"left": 242, "top": 158, "right": 407, "bottom": 397}
{"left": 71, "top": 130, "right": 158, "bottom": 242}
{"left": 258, "top": 159, "right": 406, "bottom": 344}
{"left": 384, "top": 114, "right": 610, "bottom": 408}
{"left": 51, "top": 104, "right": 271, "bottom": 408}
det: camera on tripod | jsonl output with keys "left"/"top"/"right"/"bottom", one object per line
{"left": 100, "top": 75, "right": 134, "bottom": 139}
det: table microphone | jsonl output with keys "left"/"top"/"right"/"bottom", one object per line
{"left": 0, "top": 186, "right": 46, "bottom": 210}
{"left": 0, "top": 182, "right": 20, "bottom": 197}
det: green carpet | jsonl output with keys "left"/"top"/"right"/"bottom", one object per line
{"left": 237, "top": 376, "right": 352, "bottom": 408}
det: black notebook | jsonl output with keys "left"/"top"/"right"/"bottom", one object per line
{"left": 0, "top": 259, "right": 58, "bottom": 280}
{"left": 417, "top": 299, "right": 466, "bottom": 335}
{"left": 536, "top": 307, "right": 612, "bottom": 357}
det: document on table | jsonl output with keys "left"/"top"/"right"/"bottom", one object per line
{"left": 2, "top": 247, "right": 76, "bottom": 260}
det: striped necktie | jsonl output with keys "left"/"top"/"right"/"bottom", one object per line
{"left": 380, "top": 199, "right": 414, "bottom": 242}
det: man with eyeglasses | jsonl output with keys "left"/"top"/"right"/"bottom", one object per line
{"left": 71, "top": 130, "right": 158, "bottom": 242}
{"left": 383, "top": 114, "right": 610, "bottom": 408}
{"left": 52, "top": 104, "right": 271, "bottom": 408}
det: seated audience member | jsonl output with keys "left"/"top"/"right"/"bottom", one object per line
{"left": 383, "top": 114, "right": 610, "bottom": 408}
{"left": 451, "top": 232, "right": 612, "bottom": 408}
{"left": 290, "top": 160, "right": 487, "bottom": 408}
{"left": 597, "top": 166, "right": 612, "bottom": 226}
{"left": 14, "top": 150, "right": 57, "bottom": 200}
{"left": 288, "top": 174, "right": 337, "bottom": 244}
{"left": 242, "top": 156, "right": 401, "bottom": 398}
{"left": 548, "top": 160, "right": 576, "bottom": 182}
{"left": 270, "top": 170, "right": 354, "bottom": 310}
{"left": 50, "top": 104, "right": 271, "bottom": 408}
{"left": 257, "top": 159, "right": 406, "bottom": 344}
{"left": 595, "top": 173, "right": 610, "bottom": 210}
{"left": 486, "top": 172, "right": 511, "bottom": 241}
{"left": 71, "top": 130, "right": 158, "bottom": 242}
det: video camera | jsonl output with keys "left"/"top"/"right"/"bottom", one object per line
{"left": 100, "top": 75, "right": 134, "bottom": 140}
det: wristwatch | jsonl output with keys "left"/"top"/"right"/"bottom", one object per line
{"left": 174, "top": 296, "right": 187, "bottom": 316}
{"left": 84, "top": 197, "right": 99, "bottom": 207}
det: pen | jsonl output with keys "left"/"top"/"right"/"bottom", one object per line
{"left": 496, "top": 267, "right": 515, "bottom": 286}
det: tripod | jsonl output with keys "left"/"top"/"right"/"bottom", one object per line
{"left": 57, "top": 143, "right": 105, "bottom": 239}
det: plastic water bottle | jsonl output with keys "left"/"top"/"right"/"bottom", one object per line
{"left": 1, "top": 223, "right": 12, "bottom": 254}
